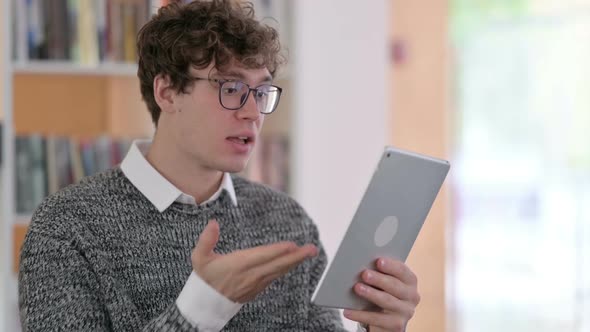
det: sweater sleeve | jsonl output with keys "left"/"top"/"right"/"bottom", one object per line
{"left": 18, "top": 225, "right": 199, "bottom": 332}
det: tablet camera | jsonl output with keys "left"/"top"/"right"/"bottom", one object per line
{"left": 374, "top": 216, "right": 399, "bottom": 247}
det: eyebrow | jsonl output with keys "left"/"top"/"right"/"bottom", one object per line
{"left": 215, "top": 69, "right": 273, "bottom": 84}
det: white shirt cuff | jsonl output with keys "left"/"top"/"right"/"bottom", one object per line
{"left": 357, "top": 322, "right": 368, "bottom": 332}
{"left": 176, "top": 271, "right": 243, "bottom": 331}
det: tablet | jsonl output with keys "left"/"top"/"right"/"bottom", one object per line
{"left": 311, "top": 146, "right": 450, "bottom": 311}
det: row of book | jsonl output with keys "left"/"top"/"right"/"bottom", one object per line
{"left": 12, "top": 0, "right": 162, "bottom": 64}
{"left": 14, "top": 133, "right": 290, "bottom": 214}
{"left": 15, "top": 135, "right": 133, "bottom": 213}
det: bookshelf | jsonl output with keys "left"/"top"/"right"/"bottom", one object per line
{"left": 1, "top": 1, "right": 162, "bottom": 331}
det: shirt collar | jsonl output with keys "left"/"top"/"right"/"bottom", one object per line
{"left": 120, "top": 139, "right": 238, "bottom": 212}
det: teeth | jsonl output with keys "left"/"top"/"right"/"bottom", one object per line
{"left": 230, "top": 137, "right": 248, "bottom": 144}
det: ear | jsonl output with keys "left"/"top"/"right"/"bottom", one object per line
{"left": 153, "top": 74, "right": 178, "bottom": 114}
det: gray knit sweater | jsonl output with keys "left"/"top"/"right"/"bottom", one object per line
{"left": 18, "top": 168, "right": 347, "bottom": 331}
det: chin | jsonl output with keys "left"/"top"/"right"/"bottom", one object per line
{"left": 217, "top": 158, "right": 249, "bottom": 173}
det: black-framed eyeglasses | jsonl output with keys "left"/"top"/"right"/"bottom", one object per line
{"left": 190, "top": 77, "right": 282, "bottom": 114}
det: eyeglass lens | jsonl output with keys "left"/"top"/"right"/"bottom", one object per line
{"left": 220, "top": 81, "right": 280, "bottom": 114}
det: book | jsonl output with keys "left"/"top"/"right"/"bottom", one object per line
{"left": 15, "top": 135, "right": 48, "bottom": 213}
{"left": 45, "top": 136, "right": 59, "bottom": 194}
{"left": 69, "top": 137, "right": 85, "bottom": 183}
{"left": 78, "top": 0, "right": 99, "bottom": 65}
{"left": 122, "top": 2, "right": 137, "bottom": 62}
{"left": 29, "top": 135, "right": 47, "bottom": 211}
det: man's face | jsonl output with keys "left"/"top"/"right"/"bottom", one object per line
{"left": 166, "top": 63, "right": 272, "bottom": 173}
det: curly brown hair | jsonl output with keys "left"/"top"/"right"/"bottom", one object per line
{"left": 137, "top": 0, "right": 285, "bottom": 125}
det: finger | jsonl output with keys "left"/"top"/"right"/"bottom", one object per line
{"left": 229, "top": 246, "right": 317, "bottom": 303}
{"left": 360, "top": 269, "right": 418, "bottom": 303}
{"left": 376, "top": 258, "right": 418, "bottom": 286}
{"left": 194, "top": 220, "right": 220, "bottom": 258}
{"left": 343, "top": 309, "right": 407, "bottom": 332}
{"left": 231, "top": 241, "right": 299, "bottom": 270}
{"left": 352, "top": 282, "right": 414, "bottom": 318}
{"left": 268, "top": 244, "right": 317, "bottom": 272}
{"left": 255, "top": 244, "right": 317, "bottom": 279}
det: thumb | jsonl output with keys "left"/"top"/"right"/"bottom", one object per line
{"left": 194, "top": 219, "right": 220, "bottom": 259}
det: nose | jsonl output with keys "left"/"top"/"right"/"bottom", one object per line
{"left": 236, "top": 90, "right": 260, "bottom": 121}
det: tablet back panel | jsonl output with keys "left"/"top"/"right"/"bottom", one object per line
{"left": 311, "top": 146, "right": 450, "bottom": 310}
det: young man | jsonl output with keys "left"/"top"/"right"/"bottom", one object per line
{"left": 18, "top": 1, "right": 420, "bottom": 331}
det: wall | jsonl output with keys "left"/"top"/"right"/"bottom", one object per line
{"left": 390, "top": 1, "right": 451, "bottom": 332}
{"left": 292, "top": 1, "right": 451, "bottom": 330}
{"left": 292, "top": 0, "right": 389, "bottom": 330}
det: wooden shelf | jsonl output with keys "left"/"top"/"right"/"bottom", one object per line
{"left": 13, "top": 223, "right": 28, "bottom": 274}
{"left": 13, "top": 74, "right": 153, "bottom": 138}
{"left": 11, "top": 61, "right": 138, "bottom": 77}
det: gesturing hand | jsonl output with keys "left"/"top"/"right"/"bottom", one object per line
{"left": 191, "top": 219, "right": 318, "bottom": 303}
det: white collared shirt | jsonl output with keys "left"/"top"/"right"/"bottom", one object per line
{"left": 121, "top": 140, "right": 237, "bottom": 211}
{"left": 121, "top": 140, "right": 241, "bottom": 331}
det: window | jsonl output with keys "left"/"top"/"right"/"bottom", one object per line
{"left": 451, "top": 1, "right": 590, "bottom": 331}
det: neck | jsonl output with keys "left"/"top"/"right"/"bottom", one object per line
{"left": 146, "top": 132, "right": 223, "bottom": 204}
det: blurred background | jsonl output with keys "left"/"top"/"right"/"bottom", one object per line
{"left": 1, "top": 0, "right": 589, "bottom": 331}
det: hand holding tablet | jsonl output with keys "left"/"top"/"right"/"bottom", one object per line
{"left": 311, "top": 146, "right": 450, "bottom": 311}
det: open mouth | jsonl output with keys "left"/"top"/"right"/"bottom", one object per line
{"left": 227, "top": 136, "right": 252, "bottom": 145}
